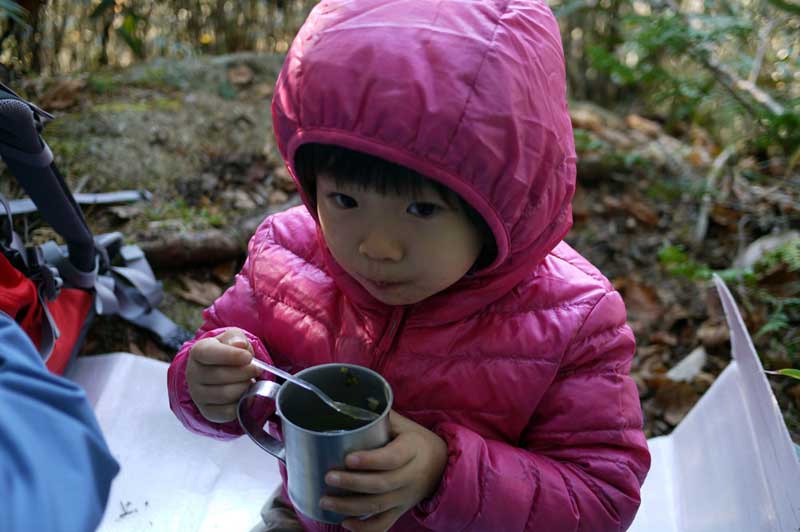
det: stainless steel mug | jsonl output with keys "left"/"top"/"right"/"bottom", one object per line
{"left": 237, "top": 363, "right": 393, "bottom": 524}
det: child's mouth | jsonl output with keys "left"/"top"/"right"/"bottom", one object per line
{"left": 360, "top": 276, "right": 407, "bottom": 291}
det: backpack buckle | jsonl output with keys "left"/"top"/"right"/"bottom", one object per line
{"left": 27, "top": 246, "right": 63, "bottom": 301}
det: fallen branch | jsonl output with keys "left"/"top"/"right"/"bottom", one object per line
{"left": 139, "top": 194, "right": 302, "bottom": 268}
{"left": 661, "top": 0, "right": 785, "bottom": 118}
{"left": 749, "top": 20, "right": 775, "bottom": 84}
{"left": 694, "top": 145, "right": 736, "bottom": 245}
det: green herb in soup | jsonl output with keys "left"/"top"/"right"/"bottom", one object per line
{"left": 340, "top": 367, "right": 360, "bottom": 387}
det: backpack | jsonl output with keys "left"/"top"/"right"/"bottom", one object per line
{"left": 0, "top": 81, "right": 191, "bottom": 374}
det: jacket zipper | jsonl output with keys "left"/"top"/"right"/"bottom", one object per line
{"left": 372, "top": 306, "right": 405, "bottom": 375}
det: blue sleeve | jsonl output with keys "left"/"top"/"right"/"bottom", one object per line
{"left": 0, "top": 312, "right": 120, "bottom": 532}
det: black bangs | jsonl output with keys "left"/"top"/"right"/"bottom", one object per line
{"left": 294, "top": 143, "right": 443, "bottom": 204}
{"left": 293, "top": 142, "right": 497, "bottom": 268}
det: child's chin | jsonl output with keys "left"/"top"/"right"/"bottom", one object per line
{"left": 365, "top": 286, "right": 425, "bottom": 306}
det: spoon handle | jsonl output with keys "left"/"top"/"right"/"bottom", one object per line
{"left": 249, "top": 358, "right": 379, "bottom": 422}
{"left": 250, "top": 358, "right": 316, "bottom": 393}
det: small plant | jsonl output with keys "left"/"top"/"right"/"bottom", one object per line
{"left": 766, "top": 369, "right": 800, "bottom": 380}
{"left": 660, "top": 240, "right": 800, "bottom": 366}
{"left": 657, "top": 244, "right": 749, "bottom": 282}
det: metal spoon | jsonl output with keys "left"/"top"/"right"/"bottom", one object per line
{"left": 250, "top": 358, "right": 380, "bottom": 422}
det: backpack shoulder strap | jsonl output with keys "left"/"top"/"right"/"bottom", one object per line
{"left": 0, "top": 83, "right": 95, "bottom": 272}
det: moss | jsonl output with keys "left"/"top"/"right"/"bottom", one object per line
{"left": 47, "top": 137, "right": 88, "bottom": 161}
{"left": 91, "top": 98, "right": 181, "bottom": 114}
{"left": 133, "top": 199, "right": 228, "bottom": 232}
{"left": 87, "top": 74, "right": 119, "bottom": 94}
{"left": 573, "top": 128, "right": 610, "bottom": 152}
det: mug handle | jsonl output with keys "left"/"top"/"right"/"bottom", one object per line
{"left": 237, "top": 379, "right": 286, "bottom": 462}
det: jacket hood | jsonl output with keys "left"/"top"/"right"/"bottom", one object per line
{"left": 272, "top": 0, "right": 576, "bottom": 320}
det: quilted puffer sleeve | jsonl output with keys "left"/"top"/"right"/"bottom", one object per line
{"left": 167, "top": 252, "right": 274, "bottom": 440}
{"left": 413, "top": 290, "right": 650, "bottom": 531}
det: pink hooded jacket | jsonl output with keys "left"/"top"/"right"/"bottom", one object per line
{"left": 168, "top": 0, "right": 650, "bottom": 530}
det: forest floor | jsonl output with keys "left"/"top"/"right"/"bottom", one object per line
{"left": 3, "top": 52, "right": 799, "bottom": 442}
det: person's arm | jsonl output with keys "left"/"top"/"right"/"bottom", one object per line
{"left": 412, "top": 290, "right": 651, "bottom": 531}
{"left": 0, "top": 312, "right": 120, "bottom": 532}
{"left": 167, "top": 253, "right": 274, "bottom": 439}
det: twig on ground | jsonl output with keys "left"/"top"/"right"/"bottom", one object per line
{"left": 694, "top": 145, "right": 736, "bottom": 245}
{"left": 749, "top": 20, "right": 775, "bottom": 84}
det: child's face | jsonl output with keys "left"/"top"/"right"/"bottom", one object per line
{"left": 316, "top": 173, "right": 484, "bottom": 306}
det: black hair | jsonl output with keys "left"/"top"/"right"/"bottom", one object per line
{"left": 293, "top": 143, "right": 496, "bottom": 268}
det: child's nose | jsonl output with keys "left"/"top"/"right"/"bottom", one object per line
{"left": 358, "top": 230, "right": 403, "bottom": 262}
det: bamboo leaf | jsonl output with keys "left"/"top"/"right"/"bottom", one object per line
{"left": 766, "top": 369, "right": 800, "bottom": 380}
{"left": 766, "top": 0, "right": 800, "bottom": 15}
{"left": 0, "top": 0, "right": 27, "bottom": 25}
{"left": 90, "top": 0, "right": 117, "bottom": 20}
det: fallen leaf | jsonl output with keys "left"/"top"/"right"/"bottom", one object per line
{"left": 709, "top": 204, "right": 741, "bottom": 229}
{"left": 572, "top": 186, "right": 590, "bottom": 222}
{"left": 108, "top": 204, "right": 144, "bottom": 221}
{"left": 758, "top": 264, "right": 800, "bottom": 298}
{"left": 269, "top": 189, "right": 290, "bottom": 205}
{"left": 666, "top": 346, "right": 707, "bottom": 382}
{"left": 227, "top": 64, "right": 254, "bottom": 86}
{"left": 620, "top": 279, "right": 663, "bottom": 332}
{"left": 649, "top": 331, "right": 678, "bottom": 346}
{"left": 625, "top": 198, "right": 660, "bottom": 226}
{"left": 687, "top": 147, "right": 712, "bottom": 168}
{"left": 653, "top": 378, "right": 699, "bottom": 426}
{"left": 697, "top": 320, "right": 729, "bottom": 348}
{"left": 175, "top": 276, "right": 223, "bottom": 306}
{"left": 635, "top": 350, "right": 668, "bottom": 383}
{"left": 212, "top": 260, "right": 237, "bottom": 284}
{"left": 602, "top": 195, "right": 623, "bottom": 210}
{"left": 625, "top": 114, "right": 662, "bottom": 138}
{"left": 128, "top": 336, "right": 170, "bottom": 361}
{"left": 40, "top": 79, "right": 86, "bottom": 110}
{"left": 570, "top": 107, "right": 604, "bottom": 132}
{"left": 128, "top": 341, "right": 145, "bottom": 357}
{"left": 254, "top": 82, "right": 274, "bottom": 99}
{"left": 596, "top": 128, "right": 634, "bottom": 150}
{"left": 246, "top": 160, "right": 269, "bottom": 183}
{"left": 273, "top": 166, "right": 296, "bottom": 192}
{"left": 788, "top": 384, "right": 800, "bottom": 408}
{"left": 632, "top": 373, "right": 648, "bottom": 396}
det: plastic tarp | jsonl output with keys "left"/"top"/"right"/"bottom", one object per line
{"left": 66, "top": 354, "right": 281, "bottom": 531}
{"left": 67, "top": 275, "right": 800, "bottom": 531}
{"left": 629, "top": 276, "right": 800, "bottom": 531}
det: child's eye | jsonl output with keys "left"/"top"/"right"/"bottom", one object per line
{"left": 329, "top": 193, "right": 358, "bottom": 209}
{"left": 407, "top": 202, "right": 440, "bottom": 218}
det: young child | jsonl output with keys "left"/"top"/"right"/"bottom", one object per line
{"left": 168, "top": 1, "right": 651, "bottom": 531}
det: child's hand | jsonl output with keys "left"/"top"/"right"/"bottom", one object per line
{"left": 320, "top": 411, "right": 448, "bottom": 532}
{"left": 186, "top": 328, "right": 261, "bottom": 423}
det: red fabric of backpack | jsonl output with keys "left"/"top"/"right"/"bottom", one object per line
{"left": 0, "top": 254, "right": 93, "bottom": 374}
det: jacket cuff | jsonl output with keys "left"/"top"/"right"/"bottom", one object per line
{"left": 411, "top": 422, "right": 481, "bottom": 530}
{"left": 167, "top": 328, "right": 274, "bottom": 439}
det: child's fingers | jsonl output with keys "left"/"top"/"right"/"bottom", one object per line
{"left": 325, "top": 463, "right": 412, "bottom": 494}
{"left": 194, "top": 364, "right": 260, "bottom": 385}
{"left": 216, "top": 328, "right": 254, "bottom": 354}
{"left": 319, "top": 492, "right": 399, "bottom": 521}
{"left": 345, "top": 433, "right": 415, "bottom": 471}
{"left": 192, "top": 338, "right": 253, "bottom": 367}
{"left": 340, "top": 507, "right": 404, "bottom": 532}
{"left": 193, "top": 381, "right": 253, "bottom": 405}
{"left": 197, "top": 403, "right": 239, "bottom": 424}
